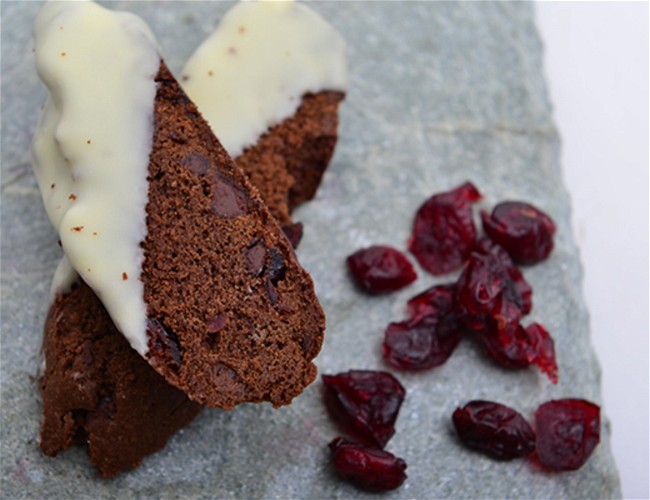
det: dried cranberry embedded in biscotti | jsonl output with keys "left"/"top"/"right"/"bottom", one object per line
{"left": 408, "top": 182, "right": 482, "bottom": 275}
{"left": 347, "top": 246, "right": 417, "bottom": 294}
{"left": 281, "top": 222, "right": 304, "bottom": 249}
{"left": 481, "top": 201, "right": 556, "bottom": 265}
{"left": 452, "top": 400, "right": 536, "bottom": 460}
{"left": 329, "top": 437, "right": 407, "bottom": 492}
{"left": 322, "top": 370, "right": 406, "bottom": 448}
{"left": 146, "top": 318, "right": 182, "bottom": 371}
{"left": 534, "top": 399, "right": 600, "bottom": 471}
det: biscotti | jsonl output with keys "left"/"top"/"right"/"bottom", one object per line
{"left": 39, "top": 281, "right": 201, "bottom": 478}
{"left": 31, "top": 0, "right": 326, "bottom": 411}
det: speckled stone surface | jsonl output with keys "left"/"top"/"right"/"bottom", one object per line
{"left": 1, "top": 1, "right": 621, "bottom": 498}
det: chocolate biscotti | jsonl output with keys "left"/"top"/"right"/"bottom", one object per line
{"left": 181, "top": 0, "right": 347, "bottom": 222}
{"left": 31, "top": 0, "right": 326, "bottom": 410}
{"left": 33, "top": 0, "right": 347, "bottom": 477}
{"left": 142, "top": 61, "right": 325, "bottom": 408}
{"left": 39, "top": 281, "right": 202, "bottom": 478}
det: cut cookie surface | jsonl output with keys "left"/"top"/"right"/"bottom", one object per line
{"left": 141, "top": 61, "right": 325, "bottom": 408}
{"left": 39, "top": 281, "right": 201, "bottom": 478}
{"left": 32, "top": 0, "right": 326, "bottom": 410}
{"left": 181, "top": 0, "right": 347, "bottom": 222}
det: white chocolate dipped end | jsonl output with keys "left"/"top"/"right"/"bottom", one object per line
{"left": 50, "top": 255, "right": 79, "bottom": 299}
{"left": 181, "top": 0, "right": 348, "bottom": 158}
{"left": 31, "top": 1, "right": 159, "bottom": 356}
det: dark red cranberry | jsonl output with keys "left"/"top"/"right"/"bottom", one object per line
{"left": 534, "top": 399, "right": 600, "bottom": 470}
{"left": 452, "top": 400, "right": 536, "bottom": 460}
{"left": 347, "top": 246, "right": 417, "bottom": 294}
{"left": 481, "top": 201, "right": 556, "bottom": 265}
{"left": 146, "top": 318, "right": 182, "bottom": 371}
{"left": 383, "top": 313, "right": 464, "bottom": 370}
{"left": 525, "top": 323, "right": 558, "bottom": 384}
{"left": 281, "top": 222, "right": 303, "bottom": 249}
{"left": 329, "top": 437, "right": 407, "bottom": 492}
{"left": 408, "top": 182, "right": 482, "bottom": 275}
{"left": 456, "top": 239, "right": 532, "bottom": 318}
{"left": 478, "top": 298, "right": 529, "bottom": 369}
{"left": 406, "top": 283, "right": 456, "bottom": 322}
{"left": 267, "top": 248, "right": 286, "bottom": 285}
{"left": 322, "top": 370, "right": 405, "bottom": 448}
{"left": 478, "top": 299, "right": 558, "bottom": 383}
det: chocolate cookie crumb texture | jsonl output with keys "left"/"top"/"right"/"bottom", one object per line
{"left": 39, "top": 282, "right": 201, "bottom": 478}
{"left": 141, "top": 62, "right": 325, "bottom": 409}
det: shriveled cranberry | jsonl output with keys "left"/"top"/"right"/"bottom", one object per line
{"left": 452, "top": 400, "right": 536, "bottom": 460}
{"left": 456, "top": 239, "right": 532, "bottom": 319}
{"left": 534, "top": 399, "right": 600, "bottom": 470}
{"left": 406, "top": 283, "right": 456, "bottom": 322}
{"left": 478, "top": 299, "right": 558, "bottom": 382}
{"left": 525, "top": 323, "right": 558, "bottom": 383}
{"left": 329, "top": 437, "right": 407, "bottom": 492}
{"left": 322, "top": 370, "right": 405, "bottom": 448}
{"left": 267, "top": 248, "right": 286, "bottom": 285}
{"left": 383, "top": 313, "right": 464, "bottom": 370}
{"left": 408, "top": 182, "right": 482, "bottom": 275}
{"left": 479, "top": 299, "right": 529, "bottom": 368}
{"left": 347, "top": 246, "right": 417, "bottom": 294}
{"left": 482, "top": 201, "right": 556, "bottom": 265}
{"left": 146, "top": 318, "right": 182, "bottom": 371}
{"left": 281, "top": 222, "right": 303, "bottom": 249}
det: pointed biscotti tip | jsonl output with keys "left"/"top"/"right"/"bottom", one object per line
{"left": 142, "top": 60, "right": 325, "bottom": 408}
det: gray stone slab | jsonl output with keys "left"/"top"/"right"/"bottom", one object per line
{"left": 1, "top": 1, "right": 621, "bottom": 498}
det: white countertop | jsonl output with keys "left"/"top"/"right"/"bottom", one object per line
{"left": 536, "top": 3, "right": 649, "bottom": 498}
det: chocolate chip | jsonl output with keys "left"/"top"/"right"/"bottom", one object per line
{"left": 210, "top": 173, "right": 249, "bottom": 218}
{"left": 167, "top": 130, "right": 188, "bottom": 145}
{"left": 147, "top": 318, "right": 182, "bottom": 371}
{"left": 182, "top": 151, "right": 210, "bottom": 177}
{"left": 245, "top": 240, "right": 266, "bottom": 277}
{"left": 208, "top": 313, "right": 228, "bottom": 333}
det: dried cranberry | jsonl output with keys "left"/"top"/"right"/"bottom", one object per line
{"left": 452, "top": 401, "right": 536, "bottom": 460}
{"left": 322, "top": 370, "right": 405, "bottom": 448}
{"left": 383, "top": 313, "right": 464, "bottom": 370}
{"left": 267, "top": 248, "right": 286, "bottom": 285}
{"left": 478, "top": 299, "right": 558, "bottom": 383}
{"left": 456, "top": 239, "right": 532, "bottom": 318}
{"left": 525, "top": 323, "right": 558, "bottom": 383}
{"left": 408, "top": 182, "right": 481, "bottom": 275}
{"left": 329, "top": 437, "right": 407, "bottom": 492}
{"left": 482, "top": 201, "right": 556, "bottom": 265}
{"left": 146, "top": 318, "right": 182, "bottom": 371}
{"left": 534, "top": 399, "right": 600, "bottom": 470}
{"left": 479, "top": 298, "right": 529, "bottom": 369}
{"left": 347, "top": 246, "right": 417, "bottom": 294}
{"left": 281, "top": 222, "right": 303, "bottom": 249}
{"left": 406, "top": 283, "right": 456, "bottom": 322}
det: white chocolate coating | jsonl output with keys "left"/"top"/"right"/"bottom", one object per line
{"left": 32, "top": 1, "right": 159, "bottom": 356}
{"left": 181, "top": 0, "right": 348, "bottom": 158}
{"left": 50, "top": 255, "right": 79, "bottom": 298}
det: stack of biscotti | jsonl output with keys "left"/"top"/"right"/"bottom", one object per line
{"left": 32, "top": 0, "right": 346, "bottom": 477}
